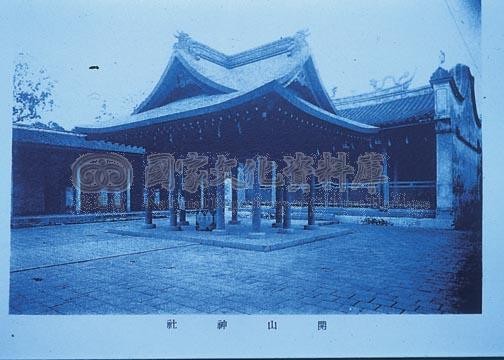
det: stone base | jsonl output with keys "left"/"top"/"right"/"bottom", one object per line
{"left": 142, "top": 223, "right": 156, "bottom": 229}
{"left": 228, "top": 219, "right": 241, "bottom": 225}
{"left": 278, "top": 228, "right": 295, "bottom": 234}
{"left": 247, "top": 232, "right": 266, "bottom": 239}
{"left": 167, "top": 225, "right": 182, "bottom": 231}
{"left": 304, "top": 224, "right": 318, "bottom": 230}
{"left": 110, "top": 227, "right": 353, "bottom": 252}
{"left": 196, "top": 226, "right": 212, "bottom": 231}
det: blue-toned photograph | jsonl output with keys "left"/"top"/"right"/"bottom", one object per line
{"left": 9, "top": 0, "right": 482, "bottom": 316}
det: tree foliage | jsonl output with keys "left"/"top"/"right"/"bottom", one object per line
{"left": 12, "top": 58, "right": 56, "bottom": 123}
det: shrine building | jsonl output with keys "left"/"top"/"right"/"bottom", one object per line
{"left": 11, "top": 31, "right": 482, "bottom": 230}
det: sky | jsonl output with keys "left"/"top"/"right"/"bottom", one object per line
{"left": 4, "top": 0, "right": 481, "bottom": 130}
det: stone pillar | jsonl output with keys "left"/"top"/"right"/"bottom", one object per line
{"left": 272, "top": 160, "right": 283, "bottom": 227}
{"left": 179, "top": 172, "right": 189, "bottom": 225}
{"left": 273, "top": 180, "right": 283, "bottom": 227}
{"left": 209, "top": 181, "right": 217, "bottom": 229}
{"left": 75, "top": 163, "right": 81, "bottom": 214}
{"left": 229, "top": 165, "right": 240, "bottom": 224}
{"left": 250, "top": 158, "right": 264, "bottom": 237}
{"left": 271, "top": 161, "right": 277, "bottom": 205}
{"left": 168, "top": 174, "right": 181, "bottom": 231}
{"left": 280, "top": 181, "right": 293, "bottom": 233}
{"left": 435, "top": 119, "right": 454, "bottom": 219}
{"left": 430, "top": 68, "right": 456, "bottom": 222}
{"left": 382, "top": 149, "right": 389, "bottom": 209}
{"left": 200, "top": 178, "right": 205, "bottom": 209}
{"left": 178, "top": 195, "right": 188, "bottom": 225}
{"left": 196, "top": 178, "right": 210, "bottom": 231}
{"left": 304, "top": 174, "right": 317, "bottom": 230}
{"left": 214, "top": 181, "right": 226, "bottom": 232}
{"left": 126, "top": 171, "right": 131, "bottom": 213}
{"left": 143, "top": 186, "right": 156, "bottom": 229}
{"left": 107, "top": 193, "right": 114, "bottom": 212}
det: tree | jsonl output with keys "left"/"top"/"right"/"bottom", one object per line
{"left": 12, "top": 55, "right": 56, "bottom": 124}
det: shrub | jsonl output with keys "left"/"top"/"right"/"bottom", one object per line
{"left": 362, "top": 217, "right": 392, "bottom": 226}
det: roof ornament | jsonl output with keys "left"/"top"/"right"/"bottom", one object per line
{"left": 174, "top": 31, "right": 191, "bottom": 45}
{"left": 369, "top": 69, "right": 416, "bottom": 92}
{"left": 295, "top": 28, "right": 310, "bottom": 40}
{"left": 174, "top": 31, "right": 200, "bottom": 60}
{"left": 288, "top": 29, "right": 310, "bottom": 57}
{"left": 439, "top": 50, "right": 446, "bottom": 65}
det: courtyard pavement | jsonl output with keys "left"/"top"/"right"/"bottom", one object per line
{"left": 9, "top": 217, "right": 481, "bottom": 315}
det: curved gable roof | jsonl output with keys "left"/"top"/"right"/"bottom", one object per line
{"left": 133, "top": 31, "right": 337, "bottom": 115}
{"left": 134, "top": 55, "right": 235, "bottom": 114}
{"left": 76, "top": 81, "right": 377, "bottom": 135}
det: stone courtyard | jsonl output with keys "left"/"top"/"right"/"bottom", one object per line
{"left": 9, "top": 218, "right": 481, "bottom": 315}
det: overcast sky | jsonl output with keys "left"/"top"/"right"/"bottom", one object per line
{"left": 5, "top": 0, "right": 480, "bottom": 129}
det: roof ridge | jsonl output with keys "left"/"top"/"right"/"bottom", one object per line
{"left": 173, "top": 30, "right": 309, "bottom": 69}
{"left": 93, "top": 138, "right": 144, "bottom": 151}
{"left": 13, "top": 126, "right": 145, "bottom": 153}
{"left": 13, "top": 124, "right": 85, "bottom": 137}
{"left": 333, "top": 85, "right": 433, "bottom": 109}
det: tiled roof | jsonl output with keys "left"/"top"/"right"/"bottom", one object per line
{"left": 76, "top": 82, "right": 378, "bottom": 134}
{"left": 332, "top": 86, "right": 435, "bottom": 127}
{"left": 131, "top": 30, "right": 339, "bottom": 116}
{"left": 101, "top": 91, "right": 247, "bottom": 128}
{"left": 13, "top": 126, "right": 145, "bottom": 154}
{"left": 79, "top": 32, "right": 352, "bottom": 135}
{"left": 171, "top": 30, "right": 311, "bottom": 92}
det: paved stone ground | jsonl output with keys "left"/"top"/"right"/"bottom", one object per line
{"left": 9, "top": 218, "right": 481, "bottom": 314}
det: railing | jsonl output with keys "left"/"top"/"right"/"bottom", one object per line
{"left": 389, "top": 181, "right": 436, "bottom": 189}
{"left": 296, "top": 180, "right": 437, "bottom": 210}
{"left": 237, "top": 181, "right": 437, "bottom": 211}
